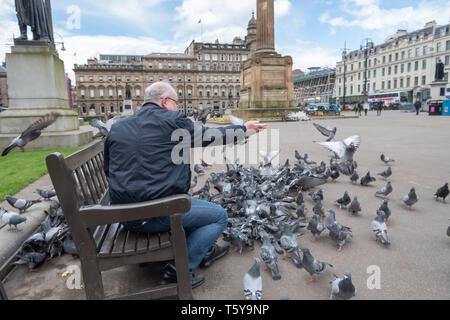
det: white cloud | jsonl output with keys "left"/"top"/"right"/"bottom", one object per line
{"left": 321, "top": 0, "right": 450, "bottom": 38}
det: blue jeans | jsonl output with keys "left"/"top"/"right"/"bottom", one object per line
{"left": 122, "top": 197, "right": 228, "bottom": 272}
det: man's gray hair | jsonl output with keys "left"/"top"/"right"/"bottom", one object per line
{"left": 144, "top": 82, "right": 175, "bottom": 104}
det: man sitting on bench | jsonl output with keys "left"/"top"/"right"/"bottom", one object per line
{"left": 104, "top": 82, "right": 267, "bottom": 289}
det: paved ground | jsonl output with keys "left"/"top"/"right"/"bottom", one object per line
{"left": 2, "top": 111, "right": 450, "bottom": 300}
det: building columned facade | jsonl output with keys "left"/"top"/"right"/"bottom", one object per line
{"left": 74, "top": 15, "right": 258, "bottom": 117}
{"left": 294, "top": 67, "right": 335, "bottom": 106}
{"left": 334, "top": 21, "right": 450, "bottom": 106}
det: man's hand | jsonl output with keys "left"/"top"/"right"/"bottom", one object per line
{"left": 245, "top": 121, "right": 268, "bottom": 135}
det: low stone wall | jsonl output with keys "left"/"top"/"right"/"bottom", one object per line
{"left": 231, "top": 108, "right": 300, "bottom": 120}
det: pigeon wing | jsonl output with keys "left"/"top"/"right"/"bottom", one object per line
{"left": 317, "top": 141, "right": 347, "bottom": 159}
{"left": 313, "top": 123, "right": 332, "bottom": 137}
{"left": 343, "top": 135, "right": 361, "bottom": 149}
{"left": 21, "top": 112, "right": 60, "bottom": 139}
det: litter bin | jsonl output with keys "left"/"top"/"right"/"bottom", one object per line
{"left": 442, "top": 100, "right": 450, "bottom": 116}
{"left": 429, "top": 103, "right": 443, "bottom": 116}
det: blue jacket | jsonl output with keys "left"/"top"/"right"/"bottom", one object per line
{"left": 104, "top": 103, "right": 246, "bottom": 205}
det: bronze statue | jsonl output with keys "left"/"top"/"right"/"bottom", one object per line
{"left": 125, "top": 82, "right": 131, "bottom": 99}
{"left": 435, "top": 58, "right": 445, "bottom": 81}
{"left": 15, "top": 0, "right": 53, "bottom": 42}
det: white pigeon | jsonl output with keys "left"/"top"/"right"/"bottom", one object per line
{"left": 316, "top": 135, "right": 361, "bottom": 165}
{"left": 243, "top": 257, "right": 263, "bottom": 300}
{"left": 371, "top": 210, "right": 390, "bottom": 246}
{"left": 259, "top": 150, "right": 280, "bottom": 166}
{"left": 1, "top": 207, "right": 27, "bottom": 231}
{"left": 330, "top": 271, "right": 357, "bottom": 300}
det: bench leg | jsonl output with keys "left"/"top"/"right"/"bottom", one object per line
{"left": 80, "top": 259, "right": 105, "bottom": 300}
{"left": 0, "top": 282, "right": 7, "bottom": 300}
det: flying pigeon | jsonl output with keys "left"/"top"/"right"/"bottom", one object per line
{"left": 313, "top": 123, "right": 337, "bottom": 142}
{"left": 243, "top": 257, "right": 263, "bottom": 300}
{"left": 371, "top": 210, "right": 390, "bottom": 246}
{"left": 259, "top": 150, "right": 280, "bottom": 166}
{"left": 1, "top": 207, "right": 27, "bottom": 231}
{"left": 335, "top": 191, "right": 351, "bottom": 209}
{"left": 360, "top": 171, "right": 376, "bottom": 186}
{"left": 348, "top": 197, "right": 362, "bottom": 216}
{"left": 197, "top": 108, "right": 211, "bottom": 125}
{"left": 330, "top": 271, "right": 357, "bottom": 300}
{"left": 300, "top": 247, "right": 333, "bottom": 283}
{"left": 434, "top": 183, "right": 449, "bottom": 202}
{"left": 378, "top": 167, "right": 392, "bottom": 180}
{"left": 90, "top": 116, "right": 120, "bottom": 140}
{"left": 229, "top": 115, "right": 246, "bottom": 126}
{"left": 279, "top": 224, "right": 303, "bottom": 268}
{"left": 4, "top": 196, "right": 41, "bottom": 213}
{"left": 307, "top": 214, "right": 326, "bottom": 242}
{"left": 34, "top": 189, "right": 57, "bottom": 201}
{"left": 381, "top": 154, "right": 395, "bottom": 164}
{"left": 375, "top": 181, "right": 393, "bottom": 200}
{"left": 402, "top": 188, "right": 418, "bottom": 210}
{"left": 194, "top": 164, "right": 205, "bottom": 175}
{"left": 350, "top": 171, "right": 359, "bottom": 184}
{"left": 316, "top": 135, "right": 361, "bottom": 167}
{"left": 378, "top": 200, "right": 392, "bottom": 226}
{"left": 2, "top": 112, "right": 60, "bottom": 156}
{"left": 260, "top": 236, "right": 281, "bottom": 280}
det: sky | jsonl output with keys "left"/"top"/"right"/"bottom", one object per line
{"left": 1, "top": 0, "right": 449, "bottom": 81}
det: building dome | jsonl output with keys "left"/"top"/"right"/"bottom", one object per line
{"left": 248, "top": 11, "right": 256, "bottom": 29}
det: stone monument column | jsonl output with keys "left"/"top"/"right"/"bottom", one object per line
{"left": 256, "top": 0, "right": 276, "bottom": 54}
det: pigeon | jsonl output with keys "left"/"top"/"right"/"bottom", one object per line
{"left": 4, "top": 196, "right": 41, "bottom": 213}
{"left": 324, "top": 209, "right": 338, "bottom": 230}
{"left": 197, "top": 108, "right": 211, "bottom": 125}
{"left": 295, "top": 203, "right": 308, "bottom": 220}
{"left": 34, "top": 189, "right": 57, "bottom": 201}
{"left": 313, "top": 123, "right": 337, "bottom": 142}
{"left": 360, "top": 171, "right": 376, "bottom": 186}
{"left": 14, "top": 250, "right": 47, "bottom": 272}
{"left": 348, "top": 197, "right": 362, "bottom": 216}
{"left": 194, "top": 164, "right": 205, "bottom": 175}
{"left": 350, "top": 171, "right": 359, "bottom": 184}
{"left": 279, "top": 224, "right": 303, "bottom": 268}
{"left": 447, "top": 220, "right": 450, "bottom": 237}
{"left": 2, "top": 112, "right": 60, "bottom": 156}
{"left": 312, "top": 200, "right": 326, "bottom": 220}
{"left": 201, "top": 159, "right": 212, "bottom": 170}
{"left": 1, "top": 207, "right": 27, "bottom": 231}
{"left": 243, "top": 257, "right": 263, "bottom": 300}
{"left": 190, "top": 176, "right": 198, "bottom": 190}
{"left": 326, "top": 213, "right": 353, "bottom": 252}
{"left": 259, "top": 150, "right": 280, "bottom": 166}
{"left": 375, "top": 182, "right": 393, "bottom": 200}
{"left": 309, "top": 189, "right": 324, "bottom": 202}
{"left": 295, "top": 191, "right": 304, "bottom": 205}
{"left": 300, "top": 247, "right": 333, "bottom": 283}
{"left": 295, "top": 150, "right": 302, "bottom": 162}
{"left": 316, "top": 135, "right": 361, "bottom": 166}
{"left": 330, "top": 169, "right": 340, "bottom": 182}
{"left": 300, "top": 153, "right": 316, "bottom": 165}
{"left": 330, "top": 271, "right": 357, "bottom": 300}
{"left": 371, "top": 210, "right": 390, "bottom": 246}
{"left": 378, "top": 200, "right": 392, "bottom": 226}
{"left": 307, "top": 214, "right": 326, "bottom": 242}
{"left": 260, "top": 236, "right": 281, "bottom": 280}
{"left": 402, "top": 188, "right": 418, "bottom": 210}
{"left": 434, "top": 183, "right": 449, "bottom": 202}
{"left": 378, "top": 167, "right": 392, "bottom": 180}
{"left": 381, "top": 154, "right": 395, "bottom": 164}
{"left": 335, "top": 192, "right": 351, "bottom": 209}
{"left": 90, "top": 116, "right": 120, "bottom": 140}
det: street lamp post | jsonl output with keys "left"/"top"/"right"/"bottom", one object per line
{"left": 341, "top": 41, "right": 349, "bottom": 108}
{"left": 183, "top": 66, "right": 187, "bottom": 114}
{"left": 361, "top": 38, "right": 373, "bottom": 104}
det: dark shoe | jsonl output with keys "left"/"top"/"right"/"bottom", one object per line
{"left": 199, "top": 244, "right": 230, "bottom": 269}
{"left": 160, "top": 263, "right": 205, "bottom": 289}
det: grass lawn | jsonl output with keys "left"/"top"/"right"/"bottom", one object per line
{"left": 0, "top": 147, "right": 82, "bottom": 200}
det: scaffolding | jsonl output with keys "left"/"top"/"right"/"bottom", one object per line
{"left": 294, "top": 68, "right": 336, "bottom": 106}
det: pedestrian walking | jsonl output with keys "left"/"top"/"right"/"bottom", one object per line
{"left": 414, "top": 99, "right": 422, "bottom": 116}
{"left": 363, "top": 101, "right": 369, "bottom": 116}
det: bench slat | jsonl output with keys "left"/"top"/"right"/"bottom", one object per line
{"left": 110, "top": 226, "right": 128, "bottom": 257}
{"left": 80, "top": 163, "right": 100, "bottom": 204}
{"left": 92, "top": 224, "right": 110, "bottom": 252}
{"left": 90, "top": 156, "right": 107, "bottom": 194}
{"left": 159, "top": 232, "right": 171, "bottom": 249}
{"left": 99, "top": 223, "right": 121, "bottom": 256}
{"left": 123, "top": 230, "right": 137, "bottom": 255}
{"left": 86, "top": 159, "right": 104, "bottom": 200}
{"left": 93, "top": 154, "right": 108, "bottom": 188}
{"left": 75, "top": 168, "right": 94, "bottom": 206}
{"left": 136, "top": 233, "right": 149, "bottom": 254}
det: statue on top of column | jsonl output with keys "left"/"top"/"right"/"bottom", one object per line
{"left": 15, "top": 0, "right": 53, "bottom": 43}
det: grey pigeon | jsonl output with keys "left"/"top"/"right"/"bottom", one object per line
{"left": 309, "top": 189, "right": 324, "bottom": 202}
{"left": 90, "top": 116, "right": 120, "bottom": 140}
{"left": 313, "top": 123, "right": 337, "bottom": 142}
{"left": 371, "top": 210, "right": 390, "bottom": 246}
{"left": 260, "top": 236, "right": 281, "bottom": 280}
{"left": 279, "top": 224, "right": 303, "bottom": 268}
{"left": 1, "top": 207, "right": 27, "bottom": 231}
{"left": 194, "top": 164, "right": 205, "bottom": 175}
{"left": 335, "top": 191, "right": 351, "bottom": 209}
{"left": 360, "top": 171, "right": 376, "bottom": 186}
{"left": 350, "top": 171, "right": 359, "bottom": 184}
{"left": 330, "top": 169, "right": 340, "bottom": 182}
{"left": 381, "top": 154, "right": 395, "bottom": 164}
{"left": 300, "top": 247, "right": 333, "bottom": 283}
{"left": 4, "top": 196, "right": 41, "bottom": 213}
{"left": 324, "top": 209, "right": 337, "bottom": 230}
{"left": 348, "top": 197, "right": 362, "bottom": 216}
{"left": 316, "top": 135, "right": 361, "bottom": 167}
{"left": 201, "top": 159, "right": 212, "bottom": 170}
{"left": 295, "top": 203, "right": 308, "bottom": 220}
{"left": 378, "top": 200, "right": 392, "bottom": 226}
{"left": 14, "top": 250, "right": 47, "bottom": 271}
{"left": 325, "top": 209, "right": 352, "bottom": 251}
{"left": 307, "top": 214, "right": 326, "bottom": 242}
{"left": 434, "top": 183, "right": 449, "bottom": 202}
{"left": 197, "top": 107, "right": 211, "bottom": 125}
{"left": 402, "top": 187, "right": 418, "bottom": 210}
{"left": 378, "top": 167, "right": 392, "bottom": 180}
{"left": 34, "top": 189, "right": 57, "bottom": 201}
{"left": 330, "top": 271, "right": 357, "bottom": 300}
{"left": 375, "top": 181, "right": 393, "bottom": 200}
{"left": 243, "top": 257, "right": 263, "bottom": 300}
{"left": 295, "top": 191, "right": 304, "bottom": 205}
{"left": 190, "top": 176, "right": 198, "bottom": 190}
{"left": 295, "top": 150, "right": 302, "bottom": 162}
{"left": 300, "top": 153, "right": 316, "bottom": 165}
{"left": 2, "top": 112, "right": 60, "bottom": 156}
{"left": 312, "top": 200, "right": 326, "bottom": 220}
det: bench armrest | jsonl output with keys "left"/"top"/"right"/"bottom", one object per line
{"left": 79, "top": 194, "right": 191, "bottom": 228}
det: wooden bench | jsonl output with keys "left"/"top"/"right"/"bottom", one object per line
{"left": 46, "top": 141, "right": 193, "bottom": 300}
{"left": 0, "top": 282, "right": 7, "bottom": 300}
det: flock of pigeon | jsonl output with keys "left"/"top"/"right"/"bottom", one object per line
{"left": 1, "top": 112, "right": 449, "bottom": 300}
{"left": 188, "top": 120, "right": 449, "bottom": 300}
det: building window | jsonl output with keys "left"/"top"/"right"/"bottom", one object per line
{"left": 421, "top": 76, "right": 426, "bottom": 85}
{"left": 197, "top": 54, "right": 202, "bottom": 61}
{"left": 136, "top": 89, "right": 141, "bottom": 97}
{"left": 401, "top": 51, "right": 405, "bottom": 60}
{"left": 382, "top": 68, "right": 385, "bottom": 76}
{"left": 101, "top": 106, "right": 105, "bottom": 114}
{"left": 446, "top": 40, "right": 450, "bottom": 51}
{"left": 198, "top": 64, "right": 202, "bottom": 71}
{"left": 415, "top": 61, "right": 419, "bottom": 71}
{"left": 205, "top": 54, "right": 210, "bottom": 61}
{"left": 445, "top": 56, "right": 450, "bottom": 65}
{"left": 99, "top": 89, "right": 104, "bottom": 98}
{"left": 79, "top": 76, "right": 84, "bottom": 82}
{"left": 212, "top": 54, "right": 218, "bottom": 61}
{"left": 401, "top": 64, "right": 404, "bottom": 73}
{"left": 382, "top": 56, "right": 386, "bottom": 64}
{"left": 395, "top": 53, "right": 399, "bottom": 61}
{"left": 90, "top": 89, "right": 95, "bottom": 98}
{"left": 158, "top": 63, "right": 163, "bottom": 69}
{"left": 414, "top": 77, "right": 418, "bottom": 86}
{"left": 135, "top": 77, "right": 139, "bottom": 82}
{"left": 118, "top": 89, "right": 122, "bottom": 97}
{"left": 187, "top": 77, "right": 191, "bottom": 82}
{"left": 400, "top": 78, "right": 403, "bottom": 88}
{"left": 407, "top": 78, "right": 410, "bottom": 87}
{"left": 198, "top": 76, "right": 203, "bottom": 82}
{"left": 358, "top": 85, "right": 361, "bottom": 93}
{"left": 407, "top": 63, "right": 411, "bottom": 72}
{"left": 213, "top": 64, "right": 217, "bottom": 71}
{"left": 149, "top": 63, "right": 153, "bottom": 69}
{"left": 80, "top": 89, "right": 85, "bottom": 98}
{"left": 422, "top": 60, "right": 426, "bottom": 70}
{"left": 177, "top": 63, "right": 182, "bottom": 69}
{"left": 108, "top": 76, "right": 112, "bottom": 82}
{"left": 82, "top": 106, "right": 86, "bottom": 114}
{"left": 149, "top": 76, "right": 153, "bottom": 82}
{"left": 229, "top": 76, "right": 233, "bottom": 83}
{"left": 187, "top": 63, "right": 191, "bottom": 70}
{"left": 109, "top": 89, "right": 113, "bottom": 97}
{"left": 408, "top": 49, "right": 412, "bottom": 58}
{"left": 423, "top": 46, "right": 427, "bottom": 56}
{"left": 373, "top": 83, "right": 376, "bottom": 91}
{"left": 89, "top": 76, "right": 94, "bottom": 81}
{"left": 387, "top": 80, "right": 391, "bottom": 89}
{"left": 437, "top": 42, "right": 442, "bottom": 53}
{"left": 388, "top": 67, "right": 391, "bottom": 75}
{"left": 178, "top": 76, "right": 182, "bottom": 82}
{"left": 415, "top": 48, "right": 420, "bottom": 57}
{"left": 99, "top": 76, "right": 103, "bottom": 82}
{"left": 394, "top": 65, "right": 398, "bottom": 74}
{"left": 382, "top": 81, "right": 385, "bottom": 90}
{"left": 388, "top": 55, "right": 392, "bottom": 62}
{"left": 168, "top": 63, "right": 172, "bottom": 69}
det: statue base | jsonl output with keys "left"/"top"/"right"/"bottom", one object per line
{"left": 13, "top": 39, "right": 55, "bottom": 50}
{"left": 430, "top": 81, "right": 448, "bottom": 101}
{"left": 123, "top": 99, "right": 134, "bottom": 115}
